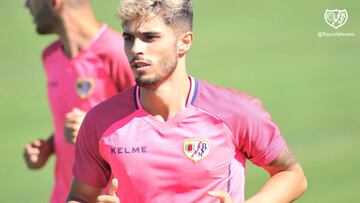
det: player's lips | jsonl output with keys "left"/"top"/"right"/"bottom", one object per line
{"left": 131, "top": 60, "right": 151, "bottom": 72}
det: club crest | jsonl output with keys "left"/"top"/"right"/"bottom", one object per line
{"left": 183, "top": 139, "right": 210, "bottom": 162}
{"left": 324, "top": 9, "right": 348, "bottom": 29}
{"left": 76, "top": 77, "right": 95, "bottom": 99}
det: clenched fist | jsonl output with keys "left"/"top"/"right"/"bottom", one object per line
{"left": 96, "top": 178, "right": 120, "bottom": 203}
{"left": 64, "top": 108, "right": 86, "bottom": 144}
{"left": 208, "top": 190, "right": 233, "bottom": 203}
{"left": 24, "top": 136, "right": 54, "bottom": 169}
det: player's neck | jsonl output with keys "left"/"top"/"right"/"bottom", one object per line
{"left": 57, "top": 8, "right": 101, "bottom": 58}
{"left": 140, "top": 63, "right": 190, "bottom": 122}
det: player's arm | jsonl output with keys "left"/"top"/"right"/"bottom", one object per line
{"left": 67, "top": 178, "right": 102, "bottom": 203}
{"left": 209, "top": 147, "right": 307, "bottom": 203}
{"left": 69, "top": 110, "right": 118, "bottom": 203}
{"left": 208, "top": 95, "right": 307, "bottom": 202}
{"left": 67, "top": 178, "right": 119, "bottom": 203}
{"left": 245, "top": 147, "right": 307, "bottom": 203}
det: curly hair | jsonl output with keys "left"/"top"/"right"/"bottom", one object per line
{"left": 118, "top": 0, "right": 193, "bottom": 32}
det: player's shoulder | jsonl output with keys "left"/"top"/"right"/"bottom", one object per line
{"left": 194, "top": 79, "right": 265, "bottom": 119}
{"left": 86, "top": 85, "right": 137, "bottom": 124}
{"left": 196, "top": 79, "right": 260, "bottom": 109}
{"left": 42, "top": 40, "right": 61, "bottom": 60}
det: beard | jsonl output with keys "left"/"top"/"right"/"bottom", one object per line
{"left": 135, "top": 51, "right": 178, "bottom": 89}
{"left": 34, "top": 3, "right": 59, "bottom": 34}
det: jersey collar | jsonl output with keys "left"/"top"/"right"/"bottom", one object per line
{"left": 133, "top": 76, "right": 198, "bottom": 110}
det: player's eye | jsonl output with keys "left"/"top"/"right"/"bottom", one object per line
{"left": 123, "top": 34, "right": 134, "bottom": 42}
{"left": 143, "top": 35, "right": 158, "bottom": 42}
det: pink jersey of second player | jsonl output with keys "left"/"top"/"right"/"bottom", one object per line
{"left": 74, "top": 77, "right": 286, "bottom": 203}
{"left": 42, "top": 24, "right": 134, "bottom": 203}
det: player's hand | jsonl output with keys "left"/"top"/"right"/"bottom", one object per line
{"left": 208, "top": 190, "right": 233, "bottom": 203}
{"left": 64, "top": 108, "right": 86, "bottom": 144}
{"left": 96, "top": 178, "right": 120, "bottom": 203}
{"left": 23, "top": 138, "right": 53, "bottom": 169}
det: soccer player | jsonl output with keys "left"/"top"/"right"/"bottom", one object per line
{"left": 67, "top": 0, "right": 308, "bottom": 202}
{"left": 23, "top": 0, "right": 134, "bottom": 202}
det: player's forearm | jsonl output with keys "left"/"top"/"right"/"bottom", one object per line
{"left": 67, "top": 178, "right": 104, "bottom": 203}
{"left": 245, "top": 164, "right": 307, "bottom": 203}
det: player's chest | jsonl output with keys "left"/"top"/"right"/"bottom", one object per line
{"left": 46, "top": 56, "right": 105, "bottom": 91}
{"left": 100, "top": 111, "right": 236, "bottom": 186}
{"left": 44, "top": 53, "right": 116, "bottom": 107}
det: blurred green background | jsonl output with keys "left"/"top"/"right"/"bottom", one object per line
{"left": 0, "top": 0, "right": 359, "bottom": 202}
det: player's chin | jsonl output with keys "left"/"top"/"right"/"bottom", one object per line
{"left": 35, "top": 23, "right": 54, "bottom": 35}
{"left": 135, "top": 75, "right": 161, "bottom": 88}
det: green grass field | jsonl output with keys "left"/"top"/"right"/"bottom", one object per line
{"left": 0, "top": 0, "right": 359, "bottom": 202}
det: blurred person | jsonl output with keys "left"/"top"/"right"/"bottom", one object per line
{"left": 67, "top": 0, "right": 308, "bottom": 202}
{"left": 23, "top": 0, "right": 135, "bottom": 202}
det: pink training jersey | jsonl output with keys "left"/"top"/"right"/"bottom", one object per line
{"left": 42, "top": 24, "right": 134, "bottom": 203}
{"left": 74, "top": 77, "right": 286, "bottom": 203}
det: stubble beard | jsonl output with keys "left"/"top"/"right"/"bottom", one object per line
{"left": 136, "top": 52, "right": 178, "bottom": 89}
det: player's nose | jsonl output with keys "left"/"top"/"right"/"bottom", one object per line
{"left": 131, "top": 38, "right": 146, "bottom": 56}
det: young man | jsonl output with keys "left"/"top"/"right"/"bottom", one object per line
{"left": 67, "top": 0, "right": 308, "bottom": 202}
{"left": 23, "top": 0, "right": 134, "bottom": 202}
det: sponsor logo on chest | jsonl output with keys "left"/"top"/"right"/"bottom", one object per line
{"left": 111, "top": 146, "right": 148, "bottom": 154}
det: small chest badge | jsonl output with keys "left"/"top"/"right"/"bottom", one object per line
{"left": 183, "top": 139, "right": 211, "bottom": 162}
{"left": 76, "top": 77, "right": 95, "bottom": 99}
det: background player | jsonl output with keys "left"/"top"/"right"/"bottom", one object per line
{"left": 23, "top": 0, "right": 134, "bottom": 202}
{"left": 67, "top": 0, "right": 307, "bottom": 202}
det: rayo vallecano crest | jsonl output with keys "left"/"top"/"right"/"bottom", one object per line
{"left": 324, "top": 9, "right": 348, "bottom": 29}
{"left": 183, "top": 139, "right": 210, "bottom": 162}
{"left": 76, "top": 77, "right": 95, "bottom": 99}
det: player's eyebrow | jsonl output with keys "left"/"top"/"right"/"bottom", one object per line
{"left": 141, "top": 31, "right": 161, "bottom": 36}
{"left": 123, "top": 31, "right": 161, "bottom": 36}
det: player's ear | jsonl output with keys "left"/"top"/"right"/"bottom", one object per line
{"left": 178, "top": 31, "right": 194, "bottom": 56}
{"left": 48, "top": 0, "right": 64, "bottom": 12}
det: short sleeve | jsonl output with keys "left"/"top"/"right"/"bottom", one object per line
{"left": 73, "top": 113, "right": 111, "bottom": 188}
{"left": 236, "top": 97, "right": 286, "bottom": 167}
